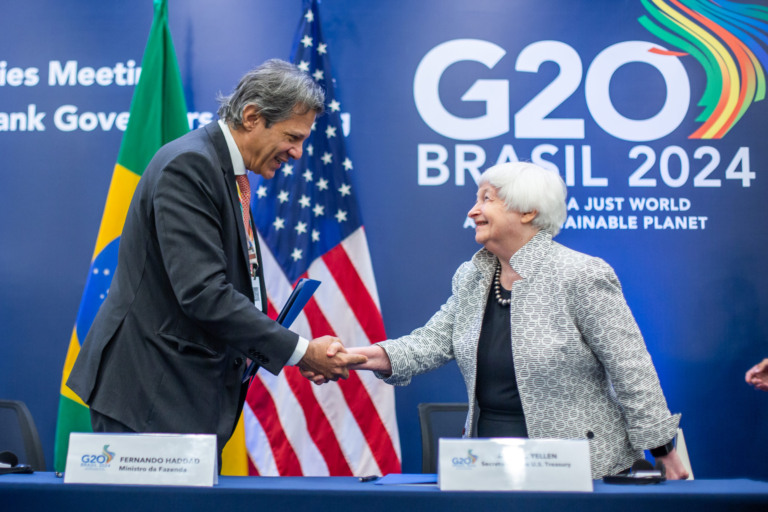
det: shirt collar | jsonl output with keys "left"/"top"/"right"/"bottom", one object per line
{"left": 509, "top": 230, "right": 552, "bottom": 279}
{"left": 218, "top": 119, "right": 247, "bottom": 176}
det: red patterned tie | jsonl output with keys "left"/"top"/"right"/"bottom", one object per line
{"left": 235, "top": 174, "right": 252, "bottom": 236}
{"left": 237, "top": 173, "right": 255, "bottom": 373}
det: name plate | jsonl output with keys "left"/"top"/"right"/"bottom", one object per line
{"left": 439, "top": 438, "right": 592, "bottom": 492}
{"left": 64, "top": 433, "right": 218, "bottom": 486}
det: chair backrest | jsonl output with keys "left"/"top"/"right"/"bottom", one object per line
{"left": 417, "top": 402, "right": 468, "bottom": 474}
{"left": 0, "top": 399, "right": 46, "bottom": 470}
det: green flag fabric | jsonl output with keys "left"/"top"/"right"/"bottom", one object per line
{"left": 53, "top": 0, "right": 189, "bottom": 472}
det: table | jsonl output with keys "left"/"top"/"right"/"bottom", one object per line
{"left": 1, "top": 473, "right": 767, "bottom": 512}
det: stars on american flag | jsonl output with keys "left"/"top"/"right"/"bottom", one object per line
{"left": 252, "top": 3, "right": 363, "bottom": 281}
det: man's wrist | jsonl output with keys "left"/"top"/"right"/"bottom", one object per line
{"left": 287, "top": 336, "right": 309, "bottom": 366}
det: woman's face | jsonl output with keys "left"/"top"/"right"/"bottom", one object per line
{"left": 467, "top": 184, "right": 527, "bottom": 252}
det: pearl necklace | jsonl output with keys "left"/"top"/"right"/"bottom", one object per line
{"left": 493, "top": 263, "right": 511, "bottom": 307}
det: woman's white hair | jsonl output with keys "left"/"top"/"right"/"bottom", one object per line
{"left": 479, "top": 162, "right": 567, "bottom": 236}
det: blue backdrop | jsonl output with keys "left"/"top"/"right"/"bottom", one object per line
{"left": 1, "top": 0, "right": 767, "bottom": 478}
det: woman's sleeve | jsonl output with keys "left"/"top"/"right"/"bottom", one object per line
{"left": 574, "top": 258, "right": 680, "bottom": 450}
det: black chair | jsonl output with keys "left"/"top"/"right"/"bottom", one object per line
{"left": 0, "top": 400, "right": 45, "bottom": 470}
{"left": 417, "top": 402, "right": 468, "bottom": 474}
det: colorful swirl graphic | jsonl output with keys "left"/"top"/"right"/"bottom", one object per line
{"left": 468, "top": 450, "right": 478, "bottom": 464}
{"left": 639, "top": 0, "right": 768, "bottom": 138}
{"left": 102, "top": 445, "right": 115, "bottom": 464}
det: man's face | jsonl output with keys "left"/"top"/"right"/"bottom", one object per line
{"left": 240, "top": 107, "right": 316, "bottom": 179}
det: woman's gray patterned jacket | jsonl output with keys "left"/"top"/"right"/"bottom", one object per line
{"left": 378, "top": 231, "right": 680, "bottom": 478}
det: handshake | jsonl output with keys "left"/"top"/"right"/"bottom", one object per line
{"left": 296, "top": 336, "right": 389, "bottom": 385}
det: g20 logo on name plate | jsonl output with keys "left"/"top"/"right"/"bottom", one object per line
{"left": 80, "top": 445, "right": 116, "bottom": 467}
{"left": 451, "top": 449, "right": 479, "bottom": 469}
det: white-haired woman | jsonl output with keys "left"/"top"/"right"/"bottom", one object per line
{"left": 314, "top": 162, "right": 688, "bottom": 480}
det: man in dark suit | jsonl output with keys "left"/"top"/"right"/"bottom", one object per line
{"left": 68, "top": 60, "right": 364, "bottom": 457}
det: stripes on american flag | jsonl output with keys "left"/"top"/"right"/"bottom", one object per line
{"left": 243, "top": 0, "right": 401, "bottom": 476}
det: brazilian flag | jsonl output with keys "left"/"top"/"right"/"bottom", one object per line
{"left": 53, "top": 0, "right": 189, "bottom": 472}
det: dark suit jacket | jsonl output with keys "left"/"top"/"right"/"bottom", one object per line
{"left": 68, "top": 122, "right": 299, "bottom": 449}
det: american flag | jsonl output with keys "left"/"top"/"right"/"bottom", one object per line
{"left": 243, "top": 0, "right": 402, "bottom": 476}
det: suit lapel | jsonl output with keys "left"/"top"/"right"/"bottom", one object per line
{"left": 204, "top": 122, "right": 253, "bottom": 297}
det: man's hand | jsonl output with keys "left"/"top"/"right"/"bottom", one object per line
{"left": 296, "top": 336, "right": 367, "bottom": 382}
{"left": 301, "top": 343, "right": 391, "bottom": 385}
{"left": 746, "top": 358, "right": 768, "bottom": 391}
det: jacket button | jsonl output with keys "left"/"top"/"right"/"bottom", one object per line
{"left": 233, "top": 357, "right": 243, "bottom": 368}
{"left": 586, "top": 431, "right": 595, "bottom": 439}
{"left": 248, "top": 349, "right": 257, "bottom": 357}
{"left": 258, "top": 355, "right": 269, "bottom": 364}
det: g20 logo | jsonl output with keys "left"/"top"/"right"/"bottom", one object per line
{"left": 451, "top": 450, "right": 478, "bottom": 467}
{"left": 413, "top": 3, "right": 766, "bottom": 188}
{"left": 415, "top": 1, "right": 768, "bottom": 142}
{"left": 80, "top": 445, "right": 115, "bottom": 465}
{"left": 81, "top": 453, "right": 108, "bottom": 464}
{"left": 414, "top": 38, "right": 691, "bottom": 143}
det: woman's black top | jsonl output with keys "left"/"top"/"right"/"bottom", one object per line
{"left": 475, "top": 285, "right": 528, "bottom": 438}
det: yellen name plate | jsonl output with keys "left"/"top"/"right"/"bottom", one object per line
{"left": 64, "top": 433, "right": 218, "bottom": 486}
{"left": 438, "top": 438, "right": 593, "bottom": 492}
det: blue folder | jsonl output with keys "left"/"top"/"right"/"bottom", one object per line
{"left": 275, "top": 278, "right": 321, "bottom": 328}
{"left": 242, "top": 278, "right": 321, "bottom": 382}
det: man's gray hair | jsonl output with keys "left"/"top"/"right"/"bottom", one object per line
{"left": 217, "top": 59, "right": 325, "bottom": 128}
{"left": 479, "top": 162, "right": 567, "bottom": 236}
